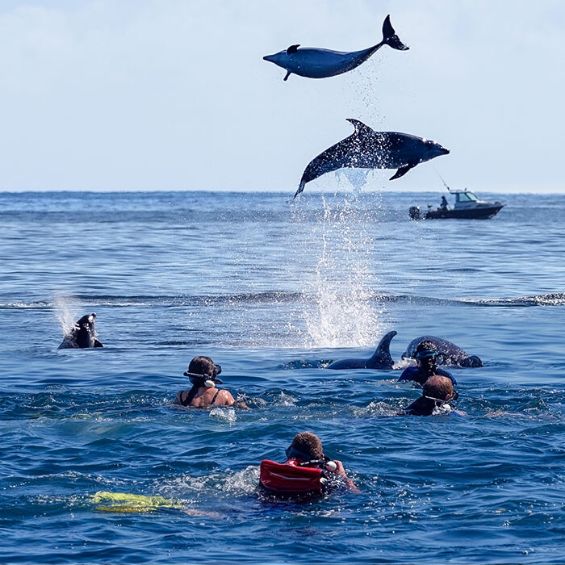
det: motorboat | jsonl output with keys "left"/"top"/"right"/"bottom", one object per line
{"left": 409, "top": 188, "right": 504, "bottom": 220}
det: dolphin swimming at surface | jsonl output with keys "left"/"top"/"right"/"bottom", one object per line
{"left": 294, "top": 119, "right": 449, "bottom": 198}
{"left": 263, "top": 15, "right": 408, "bottom": 81}
{"left": 402, "top": 336, "right": 483, "bottom": 368}
{"left": 327, "top": 331, "right": 397, "bottom": 370}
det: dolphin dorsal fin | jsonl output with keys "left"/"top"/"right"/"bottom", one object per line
{"left": 368, "top": 330, "right": 397, "bottom": 368}
{"left": 346, "top": 119, "right": 374, "bottom": 137}
{"left": 286, "top": 44, "right": 300, "bottom": 54}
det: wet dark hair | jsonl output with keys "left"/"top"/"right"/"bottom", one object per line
{"left": 187, "top": 356, "right": 220, "bottom": 378}
{"left": 180, "top": 356, "right": 223, "bottom": 406}
{"left": 288, "top": 432, "right": 324, "bottom": 461}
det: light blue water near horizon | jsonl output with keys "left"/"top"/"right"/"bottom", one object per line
{"left": 0, "top": 189, "right": 564, "bottom": 564}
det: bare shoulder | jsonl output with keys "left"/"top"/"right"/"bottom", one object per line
{"left": 218, "top": 389, "right": 235, "bottom": 406}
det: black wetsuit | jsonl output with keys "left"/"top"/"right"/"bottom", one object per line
{"left": 398, "top": 366, "right": 456, "bottom": 386}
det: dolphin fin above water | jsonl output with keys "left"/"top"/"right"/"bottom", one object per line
{"left": 367, "top": 330, "right": 397, "bottom": 368}
{"left": 327, "top": 330, "right": 398, "bottom": 370}
{"left": 346, "top": 118, "right": 375, "bottom": 137}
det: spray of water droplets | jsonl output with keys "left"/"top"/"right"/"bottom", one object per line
{"left": 295, "top": 187, "right": 385, "bottom": 348}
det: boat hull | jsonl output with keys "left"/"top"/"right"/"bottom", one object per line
{"left": 410, "top": 204, "right": 504, "bottom": 220}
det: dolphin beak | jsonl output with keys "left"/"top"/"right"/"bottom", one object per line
{"left": 441, "top": 147, "right": 450, "bottom": 155}
{"left": 263, "top": 54, "right": 275, "bottom": 63}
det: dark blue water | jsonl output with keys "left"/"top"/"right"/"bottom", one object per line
{"left": 0, "top": 190, "right": 563, "bottom": 564}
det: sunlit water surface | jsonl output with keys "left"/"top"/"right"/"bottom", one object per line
{"left": 0, "top": 191, "right": 563, "bottom": 564}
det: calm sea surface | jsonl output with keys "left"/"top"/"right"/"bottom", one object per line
{"left": 0, "top": 190, "right": 563, "bottom": 564}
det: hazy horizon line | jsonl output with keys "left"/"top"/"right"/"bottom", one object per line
{"left": 1, "top": 187, "right": 564, "bottom": 196}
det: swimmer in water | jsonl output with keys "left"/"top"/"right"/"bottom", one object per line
{"left": 398, "top": 341, "right": 456, "bottom": 386}
{"left": 176, "top": 356, "right": 248, "bottom": 409}
{"left": 284, "top": 432, "right": 359, "bottom": 492}
{"left": 404, "top": 375, "right": 459, "bottom": 416}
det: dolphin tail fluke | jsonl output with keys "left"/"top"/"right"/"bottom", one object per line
{"left": 382, "top": 15, "right": 409, "bottom": 51}
{"left": 369, "top": 330, "right": 397, "bottom": 369}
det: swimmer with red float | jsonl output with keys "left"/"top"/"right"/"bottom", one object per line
{"left": 260, "top": 432, "right": 359, "bottom": 496}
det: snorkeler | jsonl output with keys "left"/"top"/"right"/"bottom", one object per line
{"left": 398, "top": 341, "right": 456, "bottom": 386}
{"left": 260, "top": 432, "right": 359, "bottom": 494}
{"left": 404, "top": 375, "right": 459, "bottom": 416}
{"left": 176, "top": 356, "right": 248, "bottom": 409}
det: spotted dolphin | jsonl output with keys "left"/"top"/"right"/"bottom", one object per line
{"left": 402, "top": 336, "right": 483, "bottom": 368}
{"left": 327, "top": 331, "right": 397, "bottom": 370}
{"left": 263, "top": 15, "right": 408, "bottom": 81}
{"left": 294, "top": 119, "right": 449, "bottom": 198}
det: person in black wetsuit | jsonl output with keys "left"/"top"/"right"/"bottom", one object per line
{"left": 440, "top": 195, "right": 448, "bottom": 210}
{"left": 404, "top": 375, "right": 459, "bottom": 416}
{"left": 176, "top": 356, "right": 247, "bottom": 408}
{"left": 398, "top": 341, "right": 456, "bottom": 386}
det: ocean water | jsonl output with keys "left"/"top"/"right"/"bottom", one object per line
{"left": 0, "top": 190, "right": 563, "bottom": 564}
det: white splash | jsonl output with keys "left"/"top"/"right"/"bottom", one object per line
{"left": 340, "top": 169, "right": 370, "bottom": 193}
{"left": 209, "top": 407, "right": 237, "bottom": 424}
{"left": 303, "top": 193, "right": 383, "bottom": 348}
{"left": 53, "top": 293, "right": 79, "bottom": 336}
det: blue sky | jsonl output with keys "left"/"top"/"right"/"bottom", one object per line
{"left": 0, "top": 0, "right": 563, "bottom": 192}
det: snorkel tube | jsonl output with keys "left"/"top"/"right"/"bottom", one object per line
{"left": 182, "top": 357, "right": 223, "bottom": 405}
{"left": 285, "top": 445, "right": 338, "bottom": 472}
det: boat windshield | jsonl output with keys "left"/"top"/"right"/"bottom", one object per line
{"left": 455, "top": 191, "right": 478, "bottom": 203}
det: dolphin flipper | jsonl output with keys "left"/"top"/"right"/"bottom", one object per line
{"left": 283, "top": 70, "right": 291, "bottom": 81}
{"left": 368, "top": 330, "right": 397, "bottom": 369}
{"left": 382, "top": 15, "right": 409, "bottom": 51}
{"left": 390, "top": 164, "right": 415, "bottom": 180}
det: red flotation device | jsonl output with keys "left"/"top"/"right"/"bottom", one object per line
{"left": 259, "top": 459, "right": 326, "bottom": 495}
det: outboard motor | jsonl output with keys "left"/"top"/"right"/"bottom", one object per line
{"left": 409, "top": 206, "right": 421, "bottom": 220}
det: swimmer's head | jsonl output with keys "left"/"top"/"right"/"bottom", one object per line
{"left": 423, "top": 375, "right": 456, "bottom": 402}
{"left": 184, "top": 356, "right": 223, "bottom": 387}
{"left": 415, "top": 341, "right": 439, "bottom": 370}
{"left": 286, "top": 432, "right": 324, "bottom": 461}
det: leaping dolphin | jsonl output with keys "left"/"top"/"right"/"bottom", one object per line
{"left": 263, "top": 15, "right": 408, "bottom": 81}
{"left": 294, "top": 119, "right": 449, "bottom": 198}
{"left": 327, "top": 331, "right": 397, "bottom": 370}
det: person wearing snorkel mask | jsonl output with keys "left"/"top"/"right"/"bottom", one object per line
{"left": 404, "top": 375, "right": 460, "bottom": 416}
{"left": 285, "top": 432, "right": 359, "bottom": 492}
{"left": 398, "top": 341, "right": 456, "bottom": 386}
{"left": 176, "top": 356, "right": 248, "bottom": 409}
